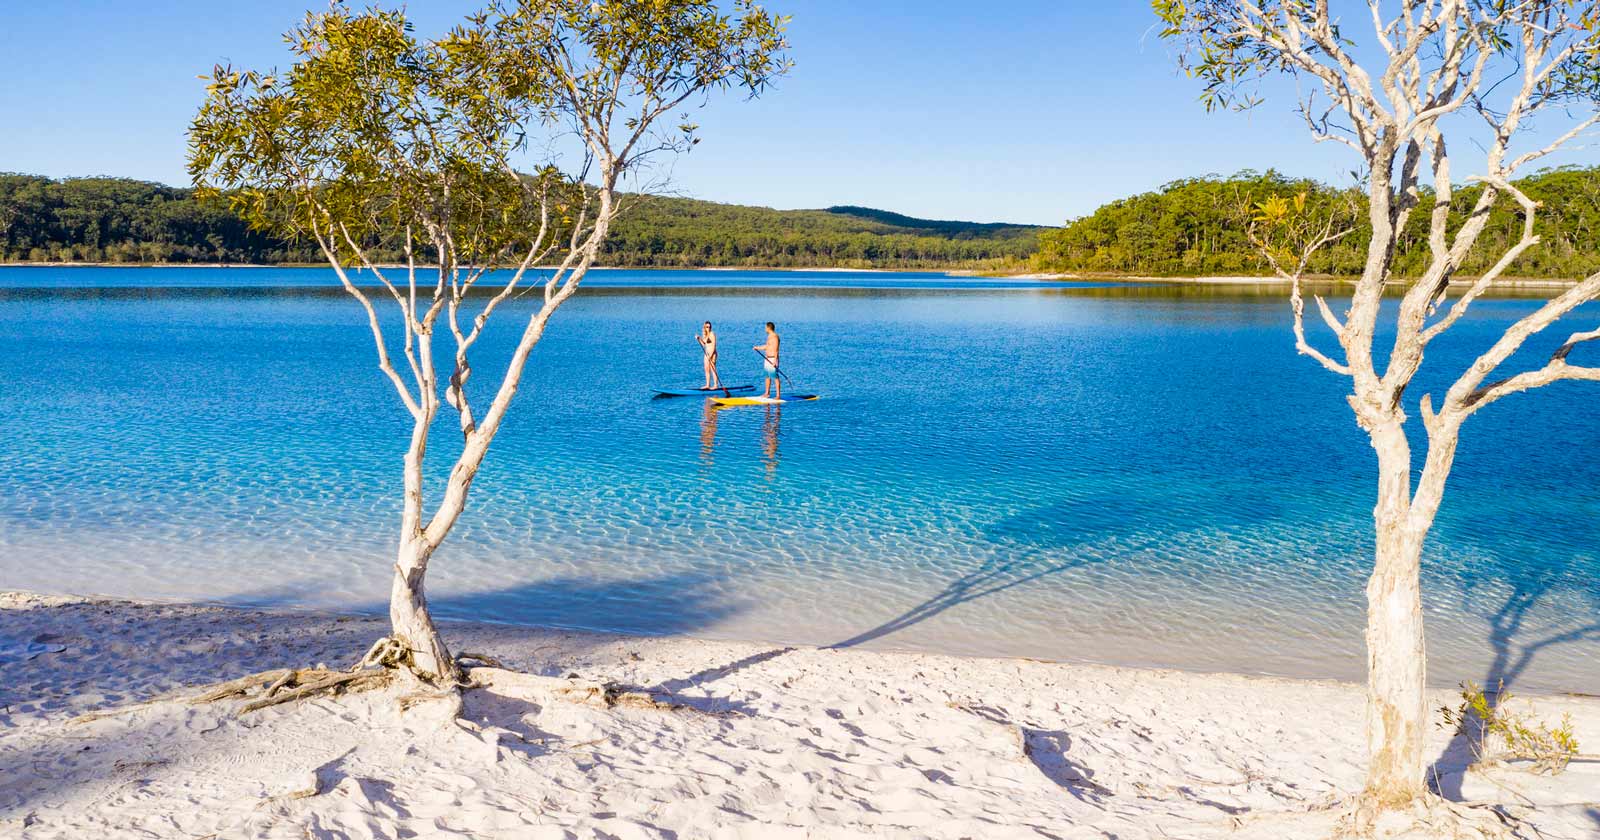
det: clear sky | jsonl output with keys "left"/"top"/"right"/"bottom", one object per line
{"left": 4, "top": 1, "right": 1598, "bottom": 226}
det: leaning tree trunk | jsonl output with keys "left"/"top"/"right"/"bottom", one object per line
{"left": 391, "top": 536, "right": 460, "bottom": 683}
{"left": 386, "top": 415, "right": 463, "bottom": 684}
{"left": 1362, "top": 425, "right": 1429, "bottom": 804}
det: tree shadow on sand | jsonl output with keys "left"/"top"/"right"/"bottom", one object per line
{"left": 422, "top": 570, "right": 748, "bottom": 642}
{"left": 1428, "top": 543, "right": 1600, "bottom": 801}
{"left": 827, "top": 492, "right": 1241, "bottom": 651}
{"left": 203, "top": 569, "right": 750, "bottom": 676}
{"left": 0, "top": 570, "right": 746, "bottom": 816}
{"left": 957, "top": 703, "right": 1116, "bottom": 803}
{"left": 629, "top": 498, "right": 1133, "bottom": 698}
{"left": 824, "top": 550, "right": 1093, "bottom": 650}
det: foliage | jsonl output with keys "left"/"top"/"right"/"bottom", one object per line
{"left": 1031, "top": 171, "right": 1351, "bottom": 275}
{"left": 602, "top": 198, "right": 1039, "bottom": 267}
{"left": 0, "top": 173, "right": 289, "bottom": 263}
{"left": 0, "top": 174, "right": 1037, "bottom": 268}
{"left": 1153, "top": 0, "right": 1600, "bottom": 115}
{"left": 1032, "top": 167, "right": 1600, "bottom": 279}
{"left": 1439, "top": 681, "right": 1580, "bottom": 774}
{"left": 187, "top": 5, "right": 571, "bottom": 270}
{"left": 19, "top": 165, "right": 1600, "bottom": 277}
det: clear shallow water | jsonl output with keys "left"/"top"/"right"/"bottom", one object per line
{"left": 2, "top": 267, "right": 1597, "bottom": 693}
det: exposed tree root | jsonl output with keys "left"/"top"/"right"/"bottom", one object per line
{"left": 238, "top": 669, "right": 393, "bottom": 714}
{"left": 456, "top": 651, "right": 506, "bottom": 669}
{"left": 185, "top": 636, "right": 425, "bottom": 716}
{"left": 180, "top": 638, "right": 706, "bottom": 720}
{"left": 186, "top": 666, "right": 394, "bottom": 715}
{"left": 357, "top": 637, "right": 412, "bottom": 671}
{"left": 398, "top": 685, "right": 465, "bottom": 713}
{"left": 1335, "top": 792, "right": 1518, "bottom": 840}
{"left": 189, "top": 669, "right": 295, "bottom": 704}
{"left": 464, "top": 667, "right": 691, "bottom": 712}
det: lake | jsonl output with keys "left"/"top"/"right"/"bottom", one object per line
{"left": 2, "top": 266, "right": 1597, "bottom": 693}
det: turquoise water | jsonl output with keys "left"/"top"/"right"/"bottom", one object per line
{"left": 2, "top": 267, "right": 1597, "bottom": 692}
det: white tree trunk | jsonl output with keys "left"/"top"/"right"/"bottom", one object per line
{"left": 390, "top": 537, "right": 459, "bottom": 682}
{"left": 386, "top": 415, "right": 462, "bottom": 684}
{"left": 1362, "top": 427, "right": 1428, "bottom": 803}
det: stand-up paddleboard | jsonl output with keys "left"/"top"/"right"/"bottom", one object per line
{"left": 653, "top": 385, "right": 757, "bottom": 397}
{"left": 710, "top": 394, "right": 819, "bottom": 406}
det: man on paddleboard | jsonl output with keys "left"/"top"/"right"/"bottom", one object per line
{"left": 696, "top": 321, "right": 722, "bottom": 390}
{"left": 754, "top": 321, "right": 781, "bottom": 400}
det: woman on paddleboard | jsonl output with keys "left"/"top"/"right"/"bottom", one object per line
{"left": 697, "top": 321, "right": 722, "bottom": 390}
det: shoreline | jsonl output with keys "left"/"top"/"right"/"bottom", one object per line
{"left": 5, "top": 587, "right": 1378, "bottom": 705}
{"left": 0, "top": 262, "right": 941, "bottom": 273}
{"left": 981, "top": 270, "right": 1589, "bottom": 288}
{"left": 6, "top": 589, "right": 1600, "bottom": 838}
{"left": 3, "top": 262, "right": 1590, "bottom": 288}
{"left": 16, "top": 586, "right": 1374, "bottom": 694}
{"left": 22, "top": 586, "right": 1599, "bottom": 701}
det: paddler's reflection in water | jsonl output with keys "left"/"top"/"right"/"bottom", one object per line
{"left": 699, "top": 398, "right": 719, "bottom": 469}
{"left": 697, "top": 401, "right": 779, "bottom": 478}
{"left": 762, "top": 404, "right": 781, "bottom": 479}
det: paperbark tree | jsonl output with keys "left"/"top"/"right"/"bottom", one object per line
{"left": 189, "top": 1, "right": 787, "bottom": 684}
{"left": 1155, "top": 0, "right": 1600, "bottom": 811}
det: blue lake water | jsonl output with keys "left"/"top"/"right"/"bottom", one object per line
{"left": 2, "top": 266, "right": 1597, "bottom": 692}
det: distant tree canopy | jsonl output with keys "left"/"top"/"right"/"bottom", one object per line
{"left": 602, "top": 196, "right": 1041, "bottom": 267}
{"left": 11, "top": 167, "right": 1600, "bottom": 277}
{"left": 0, "top": 173, "right": 1039, "bottom": 269}
{"left": 0, "top": 174, "right": 291, "bottom": 264}
{"left": 1031, "top": 168, "right": 1600, "bottom": 278}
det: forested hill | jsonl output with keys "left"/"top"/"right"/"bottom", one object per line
{"left": 11, "top": 169, "right": 1600, "bottom": 277}
{"left": 1029, "top": 167, "right": 1600, "bottom": 279}
{"left": 602, "top": 197, "right": 1042, "bottom": 267}
{"left": 0, "top": 174, "right": 1040, "bottom": 269}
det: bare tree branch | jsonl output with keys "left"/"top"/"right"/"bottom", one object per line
{"left": 310, "top": 213, "right": 422, "bottom": 419}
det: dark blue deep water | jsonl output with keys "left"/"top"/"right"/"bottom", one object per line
{"left": 2, "top": 267, "right": 1596, "bottom": 691}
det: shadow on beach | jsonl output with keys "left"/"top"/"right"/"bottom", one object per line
{"left": 0, "top": 570, "right": 748, "bottom": 814}
{"left": 210, "top": 568, "right": 749, "bottom": 647}
{"left": 2, "top": 570, "right": 747, "bottom": 718}
{"left": 628, "top": 498, "right": 1128, "bottom": 694}
{"left": 825, "top": 489, "right": 1273, "bottom": 652}
{"left": 1429, "top": 544, "right": 1600, "bottom": 800}
{"left": 824, "top": 501, "right": 1112, "bottom": 651}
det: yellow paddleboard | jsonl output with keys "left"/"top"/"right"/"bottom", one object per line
{"left": 711, "top": 394, "right": 819, "bottom": 406}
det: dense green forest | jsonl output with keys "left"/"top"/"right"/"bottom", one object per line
{"left": 9, "top": 168, "right": 1600, "bottom": 277}
{"left": 0, "top": 175, "right": 293, "bottom": 264}
{"left": 0, "top": 173, "right": 1039, "bottom": 269}
{"left": 605, "top": 196, "right": 1040, "bottom": 267}
{"left": 1030, "top": 167, "right": 1600, "bottom": 278}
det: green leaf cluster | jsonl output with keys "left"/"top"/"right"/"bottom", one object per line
{"left": 185, "top": 1, "right": 790, "bottom": 269}
{"left": 1440, "top": 681, "right": 1581, "bottom": 774}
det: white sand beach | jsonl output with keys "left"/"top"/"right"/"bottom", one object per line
{"left": 4, "top": 590, "right": 1598, "bottom": 839}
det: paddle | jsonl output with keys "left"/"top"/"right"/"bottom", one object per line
{"left": 753, "top": 347, "right": 795, "bottom": 387}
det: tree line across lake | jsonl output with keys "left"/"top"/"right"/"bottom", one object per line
{"left": 1031, "top": 167, "right": 1600, "bottom": 279}
{"left": 0, "top": 173, "right": 1039, "bottom": 269}
{"left": 6, "top": 168, "right": 1600, "bottom": 277}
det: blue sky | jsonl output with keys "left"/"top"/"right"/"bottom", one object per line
{"left": 3, "top": 2, "right": 1597, "bottom": 225}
